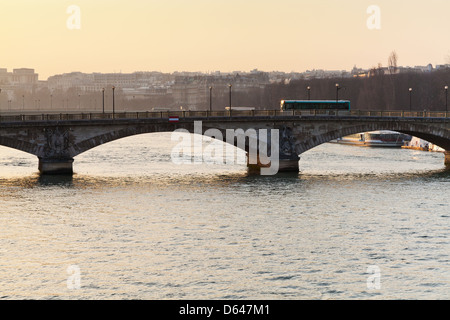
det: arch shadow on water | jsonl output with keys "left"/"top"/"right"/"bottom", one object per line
{"left": 0, "top": 174, "right": 75, "bottom": 189}
{"left": 1, "top": 165, "right": 448, "bottom": 194}
{"left": 214, "top": 170, "right": 303, "bottom": 188}
{"left": 37, "top": 174, "right": 75, "bottom": 187}
{"left": 410, "top": 167, "right": 450, "bottom": 180}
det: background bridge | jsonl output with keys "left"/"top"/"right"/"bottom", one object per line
{"left": 0, "top": 110, "right": 449, "bottom": 174}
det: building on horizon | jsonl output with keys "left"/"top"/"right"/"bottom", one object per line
{"left": 0, "top": 68, "right": 39, "bottom": 91}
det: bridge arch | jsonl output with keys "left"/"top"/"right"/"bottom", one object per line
{"left": 295, "top": 122, "right": 450, "bottom": 155}
{"left": 0, "top": 136, "right": 38, "bottom": 157}
{"left": 70, "top": 124, "right": 248, "bottom": 159}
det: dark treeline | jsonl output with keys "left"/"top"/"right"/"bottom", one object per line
{"left": 98, "top": 68, "right": 449, "bottom": 111}
{"left": 99, "top": 68, "right": 450, "bottom": 111}
{"left": 256, "top": 69, "right": 450, "bottom": 111}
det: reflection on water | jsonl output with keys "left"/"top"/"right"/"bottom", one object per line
{"left": 0, "top": 134, "right": 449, "bottom": 300}
{"left": 2, "top": 167, "right": 448, "bottom": 194}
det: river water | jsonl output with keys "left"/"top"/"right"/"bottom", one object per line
{"left": 0, "top": 133, "right": 448, "bottom": 300}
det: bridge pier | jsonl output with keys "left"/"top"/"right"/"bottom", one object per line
{"left": 246, "top": 126, "right": 301, "bottom": 174}
{"left": 278, "top": 157, "right": 301, "bottom": 172}
{"left": 38, "top": 158, "right": 74, "bottom": 175}
{"left": 247, "top": 153, "right": 300, "bottom": 174}
{"left": 445, "top": 151, "right": 450, "bottom": 167}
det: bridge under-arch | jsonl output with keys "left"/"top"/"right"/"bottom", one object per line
{"left": 295, "top": 122, "right": 450, "bottom": 154}
{"left": 0, "top": 113, "right": 448, "bottom": 174}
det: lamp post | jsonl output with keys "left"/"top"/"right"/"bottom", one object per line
{"left": 209, "top": 86, "right": 213, "bottom": 112}
{"left": 102, "top": 88, "right": 105, "bottom": 113}
{"left": 50, "top": 94, "right": 53, "bottom": 110}
{"left": 335, "top": 83, "right": 341, "bottom": 102}
{"left": 445, "top": 86, "right": 448, "bottom": 113}
{"left": 409, "top": 88, "right": 413, "bottom": 112}
{"left": 112, "top": 86, "right": 115, "bottom": 117}
{"left": 307, "top": 86, "right": 311, "bottom": 100}
{"left": 228, "top": 84, "right": 232, "bottom": 110}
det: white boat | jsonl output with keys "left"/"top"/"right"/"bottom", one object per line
{"left": 401, "top": 137, "right": 445, "bottom": 152}
{"left": 331, "top": 130, "right": 411, "bottom": 147}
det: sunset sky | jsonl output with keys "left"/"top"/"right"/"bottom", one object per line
{"left": 1, "top": 0, "right": 449, "bottom": 79}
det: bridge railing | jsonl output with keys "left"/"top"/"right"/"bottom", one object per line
{"left": 349, "top": 110, "right": 449, "bottom": 118}
{"left": 0, "top": 109, "right": 448, "bottom": 123}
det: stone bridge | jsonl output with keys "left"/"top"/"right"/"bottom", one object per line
{"left": 0, "top": 110, "right": 448, "bottom": 174}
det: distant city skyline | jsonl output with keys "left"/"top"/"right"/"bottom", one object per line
{"left": 2, "top": 60, "right": 448, "bottom": 84}
{"left": 1, "top": 0, "right": 449, "bottom": 80}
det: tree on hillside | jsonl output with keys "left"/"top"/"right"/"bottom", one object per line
{"left": 388, "top": 51, "right": 399, "bottom": 108}
{"left": 388, "top": 51, "right": 398, "bottom": 75}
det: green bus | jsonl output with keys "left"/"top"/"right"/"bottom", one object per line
{"left": 281, "top": 100, "right": 351, "bottom": 111}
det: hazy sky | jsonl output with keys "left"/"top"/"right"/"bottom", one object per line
{"left": 1, "top": 0, "right": 449, "bottom": 79}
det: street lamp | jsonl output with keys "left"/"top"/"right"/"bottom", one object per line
{"left": 102, "top": 88, "right": 105, "bottom": 113}
{"left": 307, "top": 86, "right": 311, "bottom": 100}
{"left": 228, "top": 84, "right": 232, "bottom": 110}
{"left": 409, "top": 88, "right": 413, "bottom": 111}
{"left": 112, "top": 86, "right": 116, "bottom": 116}
{"left": 209, "top": 86, "right": 213, "bottom": 112}
{"left": 336, "top": 83, "right": 341, "bottom": 102}
{"left": 445, "top": 86, "right": 448, "bottom": 113}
